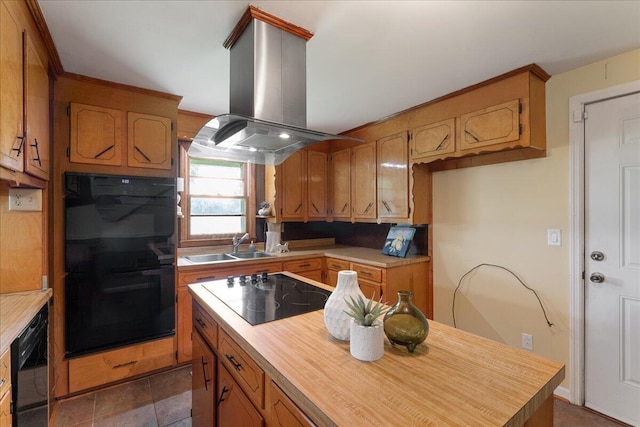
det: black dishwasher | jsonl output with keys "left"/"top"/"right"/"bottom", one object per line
{"left": 11, "top": 302, "right": 48, "bottom": 426}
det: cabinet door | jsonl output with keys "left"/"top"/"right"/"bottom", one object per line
{"left": 70, "top": 102, "right": 123, "bottom": 166}
{"left": 177, "top": 286, "right": 192, "bottom": 363}
{"left": 218, "top": 363, "right": 264, "bottom": 427}
{"left": 127, "top": 112, "right": 172, "bottom": 169}
{"left": 0, "top": 387, "right": 11, "bottom": 427}
{"left": 0, "top": 1, "right": 24, "bottom": 172}
{"left": 279, "top": 150, "right": 306, "bottom": 221}
{"left": 24, "top": 32, "right": 49, "bottom": 180}
{"left": 307, "top": 151, "right": 328, "bottom": 220}
{"left": 330, "top": 148, "right": 351, "bottom": 220}
{"left": 460, "top": 99, "right": 521, "bottom": 151}
{"left": 192, "top": 331, "right": 216, "bottom": 427}
{"left": 411, "top": 118, "right": 455, "bottom": 161}
{"left": 377, "top": 132, "right": 409, "bottom": 220}
{"left": 268, "top": 381, "right": 314, "bottom": 427}
{"left": 351, "top": 142, "right": 377, "bottom": 220}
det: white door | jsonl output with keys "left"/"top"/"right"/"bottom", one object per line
{"left": 585, "top": 92, "right": 640, "bottom": 426}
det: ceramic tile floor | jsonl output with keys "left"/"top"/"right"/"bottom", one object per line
{"left": 52, "top": 365, "right": 629, "bottom": 427}
{"left": 52, "top": 366, "right": 192, "bottom": 427}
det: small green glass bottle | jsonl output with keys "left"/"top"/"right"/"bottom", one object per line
{"left": 383, "top": 290, "right": 429, "bottom": 353}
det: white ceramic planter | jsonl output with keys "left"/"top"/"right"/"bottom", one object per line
{"left": 350, "top": 320, "right": 384, "bottom": 361}
{"left": 323, "top": 270, "right": 365, "bottom": 341}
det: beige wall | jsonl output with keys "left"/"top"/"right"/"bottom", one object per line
{"left": 432, "top": 48, "right": 640, "bottom": 392}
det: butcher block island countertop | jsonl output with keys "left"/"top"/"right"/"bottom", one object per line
{"left": 189, "top": 273, "right": 564, "bottom": 427}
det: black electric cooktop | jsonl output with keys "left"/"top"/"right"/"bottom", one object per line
{"left": 203, "top": 272, "right": 331, "bottom": 325}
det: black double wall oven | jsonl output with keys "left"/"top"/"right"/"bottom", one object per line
{"left": 64, "top": 172, "right": 176, "bottom": 358}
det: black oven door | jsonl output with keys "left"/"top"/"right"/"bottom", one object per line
{"left": 65, "top": 266, "right": 175, "bottom": 357}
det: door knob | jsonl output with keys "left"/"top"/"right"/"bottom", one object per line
{"left": 590, "top": 251, "right": 605, "bottom": 261}
{"left": 589, "top": 272, "right": 605, "bottom": 283}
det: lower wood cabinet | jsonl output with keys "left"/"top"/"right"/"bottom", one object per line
{"left": 192, "top": 300, "right": 313, "bottom": 427}
{"left": 218, "top": 362, "right": 264, "bottom": 427}
{"left": 267, "top": 381, "right": 314, "bottom": 427}
{"left": 283, "top": 257, "right": 323, "bottom": 283}
{"left": 0, "top": 349, "right": 10, "bottom": 427}
{"left": 192, "top": 330, "right": 216, "bottom": 427}
{"left": 67, "top": 337, "right": 174, "bottom": 393}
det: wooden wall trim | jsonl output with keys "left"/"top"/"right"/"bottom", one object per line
{"left": 343, "top": 64, "right": 551, "bottom": 136}
{"left": 58, "top": 71, "right": 183, "bottom": 102}
{"left": 223, "top": 5, "right": 314, "bottom": 49}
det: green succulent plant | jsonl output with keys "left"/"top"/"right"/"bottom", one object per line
{"left": 344, "top": 294, "right": 387, "bottom": 326}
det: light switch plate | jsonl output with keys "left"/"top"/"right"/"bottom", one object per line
{"left": 547, "top": 228, "right": 561, "bottom": 247}
{"left": 8, "top": 188, "right": 43, "bottom": 211}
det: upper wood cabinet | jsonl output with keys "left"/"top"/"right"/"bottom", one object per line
{"left": 127, "top": 111, "right": 172, "bottom": 169}
{"left": 351, "top": 142, "right": 377, "bottom": 221}
{"left": 377, "top": 131, "right": 409, "bottom": 221}
{"left": 0, "top": 1, "right": 25, "bottom": 173}
{"left": 69, "top": 104, "right": 172, "bottom": 170}
{"left": 24, "top": 32, "right": 50, "bottom": 180}
{"left": 330, "top": 148, "right": 351, "bottom": 221}
{"left": 459, "top": 99, "right": 520, "bottom": 151}
{"left": 410, "top": 118, "right": 456, "bottom": 162}
{"left": 307, "top": 150, "right": 328, "bottom": 221}
{"left": 280, "top": 150, "right": 307, "bottom": 221}
{"left": 266, "top": 149, "right": 329, "bottom": 222}
{"left": 70, "top": 102, "right": 123, "bottom": 166}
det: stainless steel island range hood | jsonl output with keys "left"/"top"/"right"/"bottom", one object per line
{"left": 188, "top": 6, "right": 360, "bottom": 165}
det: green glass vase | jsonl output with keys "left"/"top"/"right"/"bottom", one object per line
{"left": 383, "top": 290, "right": 429, "bottom": 353}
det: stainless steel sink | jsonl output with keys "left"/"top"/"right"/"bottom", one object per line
{"left": 227, "top": 251, "right": 273, "bottom": 259}
{"left": 184, "top": 253, "right": 236, "bottom": 263}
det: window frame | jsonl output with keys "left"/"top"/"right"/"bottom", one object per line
{"left": 178, "top": 142, "right": 256, "bottom": 247}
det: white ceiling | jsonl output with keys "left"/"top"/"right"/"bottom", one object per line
{"left": 38, "top": 1, "right": 639, "bottom": 134}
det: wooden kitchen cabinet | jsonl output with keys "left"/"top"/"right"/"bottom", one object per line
{"left": 283, "top": 257, "right": 323, "bottom": 283}
{"left": 410, "top": 118, "right": 456, "bottom": 163}
{"left": 351, "top": 142, "right": 377, "bottom": 221}
{"left": 329, "top": 148, "right": 351, "bottom": 221}
{"left": 0, "top": 349, "right": 10, "bottom": 427}
{"left": 127, "top": 111, "right": 172, "bottom": 169}
{"left": 281, "top": 150, "right": 306, "bottom": 221}
{"left": 177, "top": 261, "right": 283, "bottom": 364}
{"left": 1, "top": 1, "right": 50, "bottom": 180}
{"left": 69, "top": 102, "right": 123, "bottom": 166}
{"left": 23, "top": 32, "right": 50, "bottom": 180}
{"left": 325, "top": 257, "right": 381, "bottom": 299}
{"left": 0, "top": 0, "right": 24, "bottom": 173}
{"left": 325, "top": 256, "right": 430, "bottom": 316}
{"left": 377, "top": 131, "right": 409, "bottom": 221}
{"left": 192, "top": 330, "right": 216, "bottom": 427}
{"left": 267, "top": 380, "right": 314, "bottom": 427}
{"left": 219, "top": 328, "right": 265, "bottom": 409}
{"left": 459, "top": 99, "right": 521, "bottom": 151}
{"left": 218, "top": 362, "right": 264, "bottom": 427}
{"left": 307, "top": 150, "right": 328, "bottom": 220}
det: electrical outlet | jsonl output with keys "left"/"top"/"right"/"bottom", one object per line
{"left": 8, "top": 188, "right": 43, "bottom": 211}
{"left": 521, "top": 333, "right": 534, "bottom": 351}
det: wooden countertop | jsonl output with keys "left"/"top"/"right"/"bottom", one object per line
{"left": 0, "top": 289, "right": 52, "bottom": 355}
{"left": 189, "top": 274, "right": 564, "bottom": 427}
{"left": 177, "top": 242, "right": 429, "bottom": 270}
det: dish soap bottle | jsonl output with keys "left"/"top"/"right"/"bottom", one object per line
{"left": 248, "top": 241, "right": 256, "bottom": 252}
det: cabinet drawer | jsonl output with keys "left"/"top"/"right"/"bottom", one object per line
{"left": 193, "top": 302, "right": 218, "bottom": 350}
{"left": 0, "top": 350, "right": 9, "bottom": 399}
{"left": 218, "top": 329, "right": 265, "bottom": 409}
{"left": 351, "top": 263, "right": 382, "bottom": 283}
{"left": 268, "top": 380, "right": 315, "bottom": 427}
{"left": 325, "top": 258, "right": 349, "bottom": 272}
{"left": 68, "top": 337, "right": 174, "bottom": 393}
{"left": 283, "top": 258, "right": 322, "bottom": 273}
